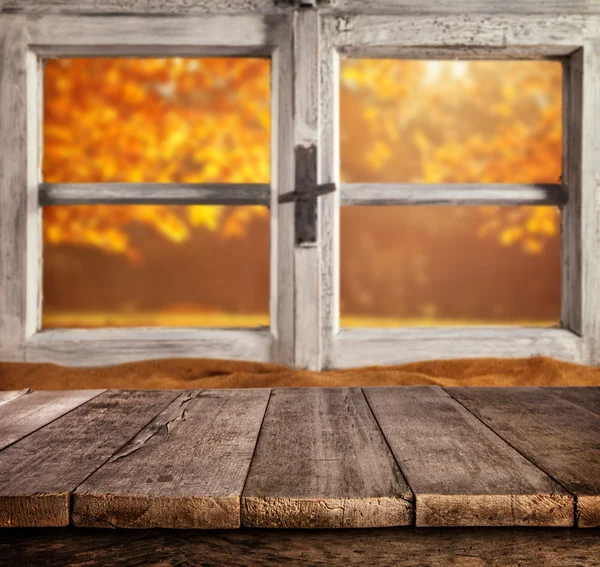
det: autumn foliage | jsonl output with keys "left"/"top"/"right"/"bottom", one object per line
{"left": 42, "top": 57, "right": 563, "bottom": 326}
{"left": 43, "top": 58, "right": 270, "bottom": 260}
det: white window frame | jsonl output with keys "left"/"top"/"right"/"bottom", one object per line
{"left": 1, "top": 1, "right": 599, "bottom": 371}
{"left": 0, "top": 12, "right": 296, "bottom": 366}
{"left": 316, "top": 12, "right": 599, "bottom": 369}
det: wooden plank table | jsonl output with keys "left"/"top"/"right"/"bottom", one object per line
{"left": 0, "top": 386, "right": 599, "bottom": 565}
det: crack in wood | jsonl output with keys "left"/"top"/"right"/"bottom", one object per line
{"left": 108, "top": 392, "right": 198, "bottom": 463}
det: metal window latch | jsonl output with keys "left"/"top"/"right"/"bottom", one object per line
{"left": 279, "top": 144, "right": 336, "bottom": 247}
{"left": 278, "top": 182, "right": 336, "bottom": 204}
{"left": 274, "top": 0, "right": 322, "bottom": 7}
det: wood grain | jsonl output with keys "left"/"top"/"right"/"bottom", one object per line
{"left": 331, "top": 328, "right": 584, "bottom": 368}
{"left": 341, "top": 183, "right": 568, "bottom": 206}
{"left": 293, "top": 8, "right": 321, "bottom": 370}
{"left": 271, "top": 17, "right": 296, "bottom": 366}
{"left": 0, "top": 390, "right": 180, "bottom": 527}
{"left": 0, "top": 389, "right": 29, "bottom": 406}
{"left": 365, "top": 386, "right": 573, "bottom": 527}
{"left": 73, "top": 389, "right": 270, "bottom": 529}
{"left": 242, "top": 388, "right": 413, "bottom": 528}
{"left": 4, "top": 0, "right": 600, "bottom": 15}
{"left": 547, "top": 387, "right": 600, "bottom": 416}
{"left": 26, "top": 13, "right": 288, "bottom": 49}
{"left": 25, "top": 328, "right": 274, "bottom": 366}
{"left": 328, "top": 14, "right": 596, "bottom": 50}
{"left": 579, "top": 41, "right": 600, "bottom": 363}
{"left": 0, "top": 389, "right": 104, "bottom": 451}
{"left": 318, "top": 15, "right": 340, "bottom": 370}
{"left": 2, "top": 527, "right": 600, "bottom": 567}
{"left": 0, "top": 15, "right": 27, "bottom": 361}
{"left": 331, "top": 0, "right": 600, "bottom": 14}
{"left": 39, "top": 183, "right": 270, "bottom": 206}
{"left": 2, "top": 0, "right": 281, "bottom": 14}
{"left": 447, "top": 387, "right": 600, "bottom": 527}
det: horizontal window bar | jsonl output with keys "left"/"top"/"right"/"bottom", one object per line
{"left": 331, "top": 328, "right": 583, "bottom": 369}
{"left": 26, "top": 328, "right": 274, "bottom": 367}
{"left": 340, "top": 184, "right": 568, "bottom": 206}
{"left": 39, "top": 183, "right": 271, "bottom": 206}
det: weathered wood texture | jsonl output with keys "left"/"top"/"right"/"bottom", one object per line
{"left": 2, "top": 527, "right": 600, "bottom": 567}
{"left": 73, "top": 389, "right": 270, "bottom": 529}
{"left": 0, "top": 16, "right": 27, "bottom": 360}
{"left": 292, "top": 8, "right": 320, "bottom": 370}
{"left": 25, "top": 328, "right": 274, "bottom": 366}
{"left": 25, "top": 14, "right": 288, "bottom": 49}
{"left": 0, "top": 390, "right": 179, "bottom": 527}
{"left": 39, "top": 183, "right": 270, "bottom": 206}
{"left": 447, "top": 387, "right": 600, "bottom": 528}
{"left": 580, "top": 42, "right": 600, "bottom": 363}
{"left": 318, "top": 14, "right": 340, "bottom": 369}
{"left": 242, "top": 388, "right": 413, "bottom": 528}
{"left": 331, "top": 0, "right": 600, "bottom": 14}
{"left": 1, "top": 0, "right": 281, "bottom": 14}
{"left": 0, "top": 389, "right": 29, "bottom": 405}
{"left": 341, "top": 184, "right": 567, "bottom": 206}
{"left": 3, "top": 0, "right": 600, "bottom": 15}
{"left": 271, "top": 18, "right": 295, "bottom": 366}
{"left": 0, "top": 389, "right": 104, "bottom": 451}
{"left": 547, "top": 386, "right": 600, "bottom": 416}
{"left": 331, "top": 328, "right": 584, "bottom": 368}
{"left": 328, "top": 14, "right": 597, "bottom": 50}
{"left": 364, "top": 386, "right": 572, "bottom": 527}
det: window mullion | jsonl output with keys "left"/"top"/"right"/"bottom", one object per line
{"left": 292, "top": 8, "right": 322, "bottom": 370}
{"left": 317, "top": 12, "right": 339, "bottom": 370}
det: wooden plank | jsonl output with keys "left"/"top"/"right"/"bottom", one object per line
{"left": 364, "top": 386, "right": 573, "bottom": 527}
{"left": 40, "top": 183, "right": 270, "bottom": 206}
{"left": 0, "top": 390, "right": 179, "bottom": 527}
{"left": 446, "top": 387, "right": 600, "bottom": 527}
{"left": 331, "top": 0, "right": 600, "bottom": 14}
{"left": 0, "top": 15, "right": 27, "bottom": 361}
{"left": 3, "top": 527, "right": 600, "bottom": 567}
{"left": 272, "top": 16, "right": 295, "bottom": 366}
{"left": 340, "top": 184, "right": 568, "bottom": 206}
{"left": 579, "top": 41, "right": 600, "bottom": 363}
{"left": 318, "top": 14, "right": 340, "bottom": 370}
{"left": 331, "top": 328, "right": 584, "bottom": 368}
{"left": 293, "top": 8, "right": 321, "bottom": 370}
{"left": 73, "top": 389, "right": 270, "bottom": 529}
{"left": 2, "top": 0, "right": 281, "bottom": 14}
{"left": 242, "top": 388, "right": 413, "bottom": 528}
{"left": 0, "top": 389, "right": 104, "bottom": 451}
{"left": 26, "top": 13, "right": 288, "bottom": 50}
{"left": 25, "top": 328, "right": 274, "bottom": 366}
{"left": 0, "top": 389, "right": 29, "bottom": 406}
{"left": 327, "top": 14, "right": 596, "bottom": 50}
{"left": 547, "top": 387, "right": 600, "bottom": 416}
{"left": 4, "top": 0, "right": 600, "bottom": 15}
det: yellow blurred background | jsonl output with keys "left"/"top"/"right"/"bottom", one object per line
{"left": 42, "top": 58, "right": 562, "bottom": 329}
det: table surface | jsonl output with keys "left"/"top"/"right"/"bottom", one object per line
{"left": 0, "top": 385, "right": 598, "bottom": 529}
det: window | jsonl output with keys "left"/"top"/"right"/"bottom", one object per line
{"left": 1, "top": 4, "right": 598, "bottom": 370}
{"left": 42, "top": 58, "right": 271, "bottom": 329}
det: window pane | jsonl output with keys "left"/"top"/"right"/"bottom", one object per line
{"left": 43, "top": 58, "right": 270, "bottom": 183}
{"left": 340, "top": 60, "right": 562, "bottom": 184}
{"left": 42, "top": 205, "right": 269, "bottom": 328}
{"left": 340, "top": 206, "right": 560, "bottom": 327}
